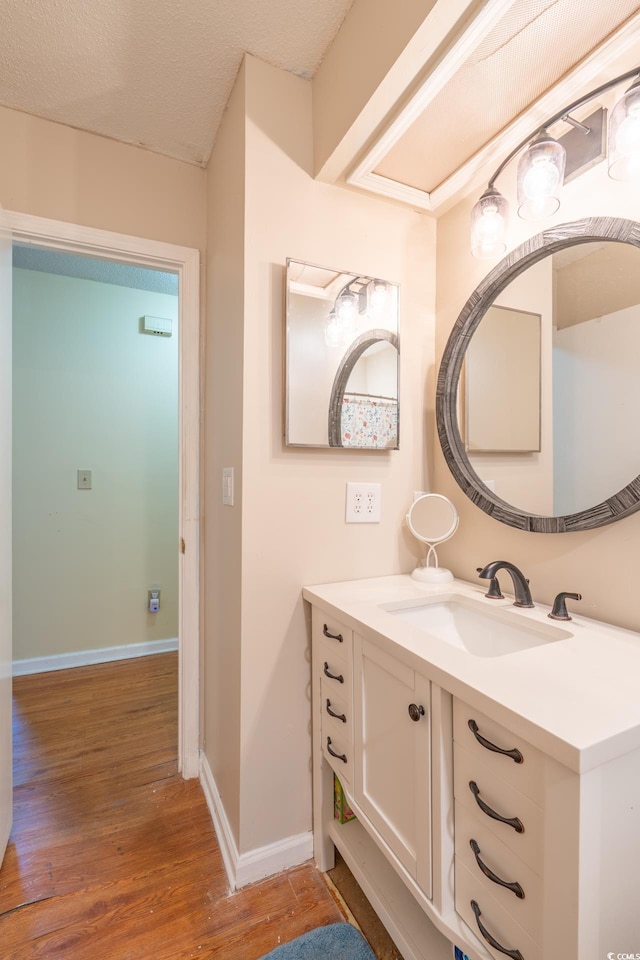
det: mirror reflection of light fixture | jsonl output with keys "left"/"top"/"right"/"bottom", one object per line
{"left": 324, "top": 309, "right": 344, "bottom": 347}
{"left": 325, "top": 277, "right": 390, "bottom": 345}
{"left": 335, "top": 285, "right": 359, "bottom": 324}
{"left": 369, "top": 280, "right": 388, "bottom": 311}
{"left": 471, "top": 67, "right": 640, "bottom": 258}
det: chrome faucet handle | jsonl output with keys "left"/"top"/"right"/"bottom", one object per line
{"left": 548, "top": 591, "right": 582, "bottom": 621}
{"left": 476, "top": 566, "right": 504, "bottom": 599}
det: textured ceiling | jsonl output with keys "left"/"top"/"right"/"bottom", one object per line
{"left": 0, "top": 0, "right": 354, "bottom": 166}
{"left": 13, "top": 244, "right": 178, "bottom": 295}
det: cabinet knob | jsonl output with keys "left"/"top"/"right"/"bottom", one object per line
{"left": 408, "top": 703, "right": 425, "bottom": 722}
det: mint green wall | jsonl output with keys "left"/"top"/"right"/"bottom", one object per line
{"left": 13, "top": 268, "right": 179, "bottom": 660}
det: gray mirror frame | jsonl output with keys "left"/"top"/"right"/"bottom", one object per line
{"left": 436, "top": 216, "right": 640, "bottom": 533}
{"left": 328, "top": 329, "right": 399, "bottom": 448}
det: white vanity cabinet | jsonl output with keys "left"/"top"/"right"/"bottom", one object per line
{"left": 306, "top": 577, "right": 640, "bottom": 960}
{"left": 355, "top": 635, "right": 432, "bottom": 896}
{"left": 452, "top": 701, "right": 562, "bottom": 960}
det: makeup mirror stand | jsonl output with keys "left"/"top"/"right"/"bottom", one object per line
{"left": 406, "top": 493, "right": 459, "bottom": 584}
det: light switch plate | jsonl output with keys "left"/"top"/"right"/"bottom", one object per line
{"left": 222, "top": 467, "right": 234, "bottom": 506}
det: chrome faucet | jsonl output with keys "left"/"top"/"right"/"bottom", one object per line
{"left": 477, "top": 560, "right": 534, "bottom": 608}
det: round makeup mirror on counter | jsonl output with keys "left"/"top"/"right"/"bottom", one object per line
{"left": 406, "top": 493, "right": 458, "bottom": 583}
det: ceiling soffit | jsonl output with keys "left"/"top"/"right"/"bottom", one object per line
{"left": 347, "top": 0, "right": 640, "bottom": 213}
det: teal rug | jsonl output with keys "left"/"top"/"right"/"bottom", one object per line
{"left": 259, "top": 923, "right": 377, "bottom": 959}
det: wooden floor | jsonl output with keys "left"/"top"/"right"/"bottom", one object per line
{"left": 0, "top": 653, "right": 346, "bottom": 959}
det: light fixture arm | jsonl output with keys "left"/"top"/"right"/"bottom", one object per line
{"left": 487, "top": 66, "right": 640, "bottom": 189}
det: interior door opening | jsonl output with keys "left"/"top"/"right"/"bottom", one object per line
{"left": 12, "top": 245, "right": 180, "bottom": 687}
{"left": 5, "top": 211, "right": 201, "bottom": 781}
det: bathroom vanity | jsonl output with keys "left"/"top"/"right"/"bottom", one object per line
{"left": 303, "top": 575, "right": 640, "bottom": 960}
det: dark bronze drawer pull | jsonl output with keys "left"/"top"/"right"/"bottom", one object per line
{"left": 471, "top": 901, "right": 524, "bottom": 960}
{"left": 323, "top": 624, "right": 344, "bottom": 642}
{"left": 469, "top": 781, "right": 524, "bottom": 834}
{"left": 468, "top": 719, "right": 523, "bottom": 763}
{"left": 408, "top": 703, "right": 425, "bottom": 722}
{"left": 326, "top": 737, "right": 347, "bottom": 763}
{"left": 326, "top": 699, "right": 346, "bottom": 723}
{"left": 470, "top": 839, "right": 525, "bottom": 899}
{"left": 323, "top": 662, "right": 344, "bottom": 683}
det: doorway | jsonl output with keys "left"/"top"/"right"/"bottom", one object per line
{"left": 7, "top": 211, "right": 200, "bottom": 777}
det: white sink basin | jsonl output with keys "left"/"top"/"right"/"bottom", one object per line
{"left": 381, "top": 596, "right": 571, "bottom": 657}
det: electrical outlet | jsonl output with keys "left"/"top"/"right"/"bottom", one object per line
{"left": 77, "top": 469, "right": 92, "bottom": 490}
{"left": 345, "top": 482, "right": 381, "bottom": 523}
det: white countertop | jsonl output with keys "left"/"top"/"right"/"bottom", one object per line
{"left": 303, "top": 574, "right": 640, "bottom": 773}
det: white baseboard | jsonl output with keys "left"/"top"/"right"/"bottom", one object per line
{"left": 199, "top": 752, "right": 313, "bottom": 891}
{"left": 12, "top": 637, "right": 179, "bottom": 676}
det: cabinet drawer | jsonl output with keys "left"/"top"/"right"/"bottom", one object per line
{"left": 321, "top": 723, "right": 353, "bottom": 784}
{"left": 318, "top": 644, "right": 352, "bottom": 695}
{"left": 455, "top": 800, "right": 542, "bottom": 944}
{"left": 454, "top": 699, "right": 544, "bottom": 806}
{"left": 456, "top": 858, "right": 541, "bottom": 960}
{"left": 454, "top": 741, "right": 543, "bottom": 874}
{"left": 320, "top": 676, "right": 352, "bottom": 730}
{"left": 312, "top": 610, "right": 353, "bottom": 662}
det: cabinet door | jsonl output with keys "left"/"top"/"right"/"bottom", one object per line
{"left": 354, "top": 636, "right": 432, "bottom": 896}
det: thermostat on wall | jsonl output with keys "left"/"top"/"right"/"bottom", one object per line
{"left": 142, "top": 315, "right": 172, "bottom": 337}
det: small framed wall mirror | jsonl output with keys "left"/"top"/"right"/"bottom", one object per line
{"left": 285, "top": 259, "right": 400, "bottom": 448}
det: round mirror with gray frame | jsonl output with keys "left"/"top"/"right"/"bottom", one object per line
{"left": 436, "top": 216, "right": 640, "bottom": 532}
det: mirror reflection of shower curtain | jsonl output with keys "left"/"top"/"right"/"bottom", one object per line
{"left": 340, "top": 394, "right": 398, "bottom": 448}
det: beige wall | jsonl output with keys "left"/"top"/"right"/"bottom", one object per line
{"left": 0, "top": 105, "right": 206, "bottom": 250}
{"left": 203, "top": 63, "right": 246, "bottom": 845}
{"left": 204, "top": 54, "right": 436, "bottom": 856}
{"left": 435, "top": 150, "right": 640, "bottom": 633}
{"left": 12, "top": 269, "right": 179, "bottom": 661}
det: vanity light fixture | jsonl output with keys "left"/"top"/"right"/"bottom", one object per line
{"left": 325, "top": 276, "right": 389, "bottom": 346}
{"left": 369, "top": 279, "right": 389, "bottom": 311}
{"left": 335, "top": 284, "right": 359, "bottom": 325}
{"left": 516, "top": 129, "right": 566, "bottom": 220}
{"left": 325, "top": 283, "right": 358, "bottom": 346}
{"left": 609, "top": 76, "right": 640, "bottom": 180}
{"left": 471, "top": 67, "right": 640, "bottom": 259}
{"left": 324, "top": 309, "right": 345, "bottom": 348}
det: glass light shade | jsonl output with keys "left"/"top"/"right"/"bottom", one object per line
{"left": 324, "top": 310, "right": 344, "bottom": 348}
{"left": 517, "top": 131, "right": 566, "bottom": 220}
{"left": 335, "top": 289, "right": 359, "bottom": 324}
{"left": 369, "top": 280, "right": 388, "bottom": 311}
{"left": 608, "top": 78, "right": 640, "bottom": 180}
{"left": 470, "top": 187, "right": 509, "bottom": 260}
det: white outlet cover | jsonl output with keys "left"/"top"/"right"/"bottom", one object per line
{"left": 346, "top": 482, "right": 381, "bottom": 523}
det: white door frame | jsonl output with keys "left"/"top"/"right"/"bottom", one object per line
{"left": 7, "top": 211, "right": 201, "bottom": 778}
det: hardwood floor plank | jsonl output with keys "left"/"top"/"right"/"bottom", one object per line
{"left": 1, "top": 654, "right": 346, "bottom": 960}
